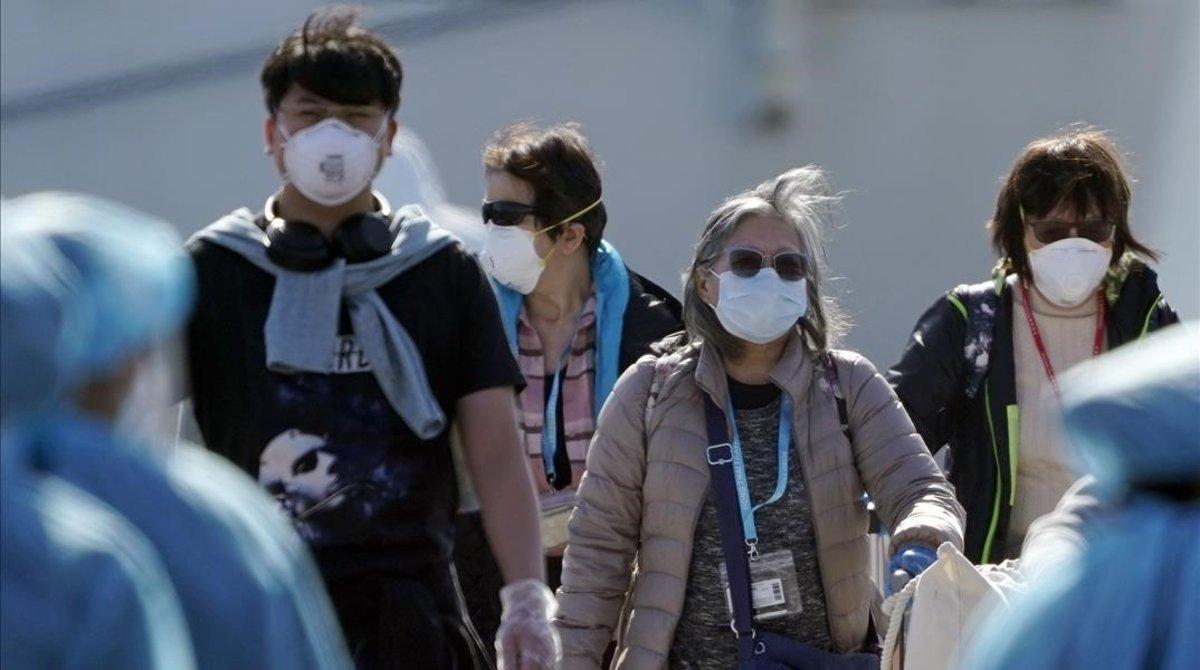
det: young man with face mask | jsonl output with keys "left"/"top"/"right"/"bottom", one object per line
{"left": 184, "top": 10, "right": 557, "bottom": 669}
{"left": 887, "top": 129, "right": 1179, "bottom": 564}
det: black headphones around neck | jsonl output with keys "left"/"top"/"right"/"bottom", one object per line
{"left": 260, "top": 194, "right": 395, "bottom": 272}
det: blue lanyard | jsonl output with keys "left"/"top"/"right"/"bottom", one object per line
{"left": 540, "top": 309, "right": 587, "bottom": 482}
{"left": 726, "top": 393, "right": 792, "bottom": 559}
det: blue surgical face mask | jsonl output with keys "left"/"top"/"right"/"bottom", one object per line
{"left": 711, "top": 269, "right": 808, "bottom": 344}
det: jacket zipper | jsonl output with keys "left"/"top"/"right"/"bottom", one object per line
{"left": 1139, "top": 294, "right": 1163, "bottom": 338}
{"left": 1006, "top": 405, "right": 1020, "bottom": 506}
{"left": 980, "top": 381, "right": 1004, "bottom": 564}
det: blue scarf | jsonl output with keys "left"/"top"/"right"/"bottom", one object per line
{"left": 190, "top": 205, "right": 455, "bottom": 439}
{"left": 493, "top": 240, "right": 630, "bottom": 419}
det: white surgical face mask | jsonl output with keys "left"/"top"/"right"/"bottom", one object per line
{"left": 280, "top": 117, "right": 387, "bottom": 207}
{"left": 711, "top": 269, "right": 808, "bottom": 344}
{"left": 479, "top": 224, "right": 549, "bottom": 294}
{"left": 1028, "top": 237, "right": 1112, "bottom": 307}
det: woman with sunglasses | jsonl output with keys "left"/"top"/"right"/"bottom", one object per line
{"left": 554, "top": 167, "right": 963, "bottom": 669}
{"left": 887, "top": 128, "right": 1179, "bottom": 565}
{"left": 476, "top": 122, "right": 681, "bottom": 587}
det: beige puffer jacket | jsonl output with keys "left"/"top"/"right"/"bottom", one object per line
{"left": 555, "top": 334, "right": 965, "bottom": 669}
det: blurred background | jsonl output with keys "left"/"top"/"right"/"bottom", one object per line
{"left": 2, "top": 0, "right": 1196, "bottom": 364}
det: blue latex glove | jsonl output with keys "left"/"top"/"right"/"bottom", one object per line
{"left": 886, "top": 543, "right": 937, "bottom": 596}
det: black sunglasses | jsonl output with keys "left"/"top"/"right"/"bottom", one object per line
{"left": 481, "top": 200, "right": 538, "bottom": 227}
{"left": 1028, "top": 219, "right": 1115, "bottom": 245}
{"left": 724, "top": 248, "right": 810, "bottom": 282}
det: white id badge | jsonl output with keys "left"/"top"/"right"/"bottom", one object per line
{"left": 719, "top": 549, "right": 803, "bottom": 621}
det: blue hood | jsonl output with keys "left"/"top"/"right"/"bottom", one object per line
{"left": 493, "top": 240, "right": 630, "bottom": 419}
{"left": 0, "top": 192, "right": 194, "bottom": 423}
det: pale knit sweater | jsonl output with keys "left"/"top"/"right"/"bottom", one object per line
{"left": 1007, "top": 276, "right": 1106, "bottom": 555}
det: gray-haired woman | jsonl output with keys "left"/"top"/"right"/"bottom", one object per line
{"left": 554, "top": 167, "right": 965, "bottom": 669}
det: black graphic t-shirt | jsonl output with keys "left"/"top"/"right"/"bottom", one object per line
{"left": 185, "top": 234, "right": 523, "bottom": 579}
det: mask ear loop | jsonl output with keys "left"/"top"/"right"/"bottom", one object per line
{"left": 370, "top": 117, "right": 391, "bottom": 144}
{"left": 274, "top": 120, "right": 294, "bottom": 183}
{"left": 1008, "top": 202, "right": 1027, "bottom": 277}
{"left": 555, "top": 196, "right": 603, "bottom": 227}
{"left": 531, "top": 195, "right": 604, "bottom": 265}
{"left": 704, "top": 266, "right": 723, "bottom": 309}
{"left": 367, "top": 118, "right": 391, "bottom": 181}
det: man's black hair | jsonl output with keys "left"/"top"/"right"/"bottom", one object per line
{"left": 260, "top": 6, "right": 402, "bottom": 116}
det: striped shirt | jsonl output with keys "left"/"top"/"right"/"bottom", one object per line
{"left": 516, "top": 296, "right": 597, "bottom": 497}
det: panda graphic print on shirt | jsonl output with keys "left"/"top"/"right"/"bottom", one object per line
{"left": 256, "top": 335, "right": 418, "bottom": 543}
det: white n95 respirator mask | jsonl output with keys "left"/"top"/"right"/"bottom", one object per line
{"left": 1028, "top": 237, "right": 1113, "bottom": 308}
{"left": 280, "top": 118, "right": 387, "bottom": 207}
{"left": 478, "top": 196, "right": 602, "bottom": 295}
{"left": 480, "top": 224, "right": 548, "bottom": 295}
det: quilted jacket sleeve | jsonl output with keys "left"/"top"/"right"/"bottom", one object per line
{"left": 554, "top": 358, "right": 655, "bottom": 669}
{"left": 843, "top": 351, "right": 966, "bottom": 552}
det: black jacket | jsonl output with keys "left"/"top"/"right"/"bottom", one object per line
{"left": 619, "top": 271, "right": 684, "bottom": 371}
{"left": 886, "top": 262, "right": 1178, "bottom": 563}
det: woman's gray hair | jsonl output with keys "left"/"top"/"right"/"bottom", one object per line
{"left": 682, "top": 165, "right": 847, "bottom": 360}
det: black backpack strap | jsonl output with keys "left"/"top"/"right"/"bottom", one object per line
{"left": 821, "top": 353, "right": 852, "bottom": 442}
{"left": 824, "top": 353, "right": 890, "bottom": 537}
{"left": 959, "top": 282, "right": 1000, "bottom": 400}
{"left": 701, "top": 395, "right": 759, "bottom": 662}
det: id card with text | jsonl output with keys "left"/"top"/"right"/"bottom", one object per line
{"left": 719, "top": 549, "right": 803, "bottom": 621}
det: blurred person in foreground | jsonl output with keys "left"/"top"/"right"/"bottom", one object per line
{"left": 555, "top": 167, "right": 964, "bottom": 669}
{"left": 0, "top": 192, "right": 349, "bottom": 668}
{"left": 183, "top": 9, "right": 554, "bottom": 668}
{"left": 965, "top": 321, "right": 1199, "bottom": 670}
{"left": 2, "top": 195, "right": 195, "bottom": 669}
{"left": 887, "top": 128, "right": 1179, "bottom": 564}
{"left": 1, "top": 446, "right": 195, "bottom": 670}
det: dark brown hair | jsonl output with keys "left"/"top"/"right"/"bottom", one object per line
{"left": 260, "top": 6, "right": 403, "bottom": 116}
{"left": 483, "top": 122, "right": 607, "bottom": 254}
{"left": 989, "top": 127, "right": 1159, "bottom": 278}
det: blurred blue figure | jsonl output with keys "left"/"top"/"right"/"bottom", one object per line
{"left": 1, "top": 193, "right": 197, "bottom": 669}
{"left": 0, "top": 192, "right": 351, "bottom": 669}
{"left": 965, "top": 322, "right": 1200, "bottom": 670}
{"left": 1, "top": 439, "right": 196, "bottom": 669}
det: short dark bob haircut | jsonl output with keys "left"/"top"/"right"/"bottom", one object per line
{"left": 989, "top": 127, "right": 1159, "bottom": 278}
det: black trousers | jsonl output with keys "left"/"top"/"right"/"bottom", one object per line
{"left": 454, "top": 512, "right": 563, "bottom": 664}
{"left": 325, "top": 564, "right": 487, "bottom": 670}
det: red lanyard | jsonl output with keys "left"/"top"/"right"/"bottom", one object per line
{"left": 1019, "top": 280, "right": 1106, "bottom": 392}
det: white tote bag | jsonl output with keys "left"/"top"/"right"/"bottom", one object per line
{"left": 881, "top": 543, "right": 1017, "bottom": 670}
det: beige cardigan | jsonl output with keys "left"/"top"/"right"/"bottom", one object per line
{"left": 555, "top": 335, "right": 965, "bottom": 669}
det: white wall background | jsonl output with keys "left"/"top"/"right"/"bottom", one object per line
{"left": 3, "top": 0, "right": 1196, "bottom": 365}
